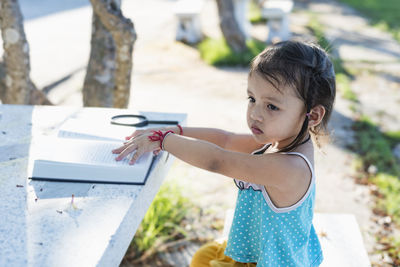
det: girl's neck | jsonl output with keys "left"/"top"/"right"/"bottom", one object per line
{"left": 265, "top": 135, "right": 313, "bottom": 154}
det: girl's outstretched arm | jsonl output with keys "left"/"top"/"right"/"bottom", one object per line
{"left": 127, "top": 126, "right": 262, "bottom": 153}
{"left": 126, "top": 126, "right": 229, "bottom": 148}
{"left": 177, "top": 127, "right": 263, "bottom": 153}
{"left": 113, "top": 132, "right": 309, "bottom": 189}
{"left": 163, "top": 134, "right": 310, "bottom": 189}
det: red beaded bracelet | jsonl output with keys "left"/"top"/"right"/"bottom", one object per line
{"left": 177, "top": 124, "right": 183, "bottom": 135}
{"left": 148, "top": 130, "right": 175, "bottom": 150}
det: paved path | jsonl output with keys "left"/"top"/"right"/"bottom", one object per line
{"left": 9, "top": 0, "right": 400, "bottom": 265}
{"left": 296, "top": 1, "right": 400, "bottom": 265}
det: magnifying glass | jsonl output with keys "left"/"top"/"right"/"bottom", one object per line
{"left": 110, "top": 114, "right": 179, "bottom": 127}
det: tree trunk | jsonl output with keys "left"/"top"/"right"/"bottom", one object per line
{"left": 85, "top": 0, "right": 136, "bottom": 108}
{"left": 216, "top": 0, "right": 247, "bottom": 53}
{"left": 83, "top": 11, "right": 116, "bottom": 107}
{"left": 0, "top": 0, "right": 51, "bottom": 105}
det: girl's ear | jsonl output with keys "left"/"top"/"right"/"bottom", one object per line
{"left": 308, "top": 105, "right": 325, "bottom": 128}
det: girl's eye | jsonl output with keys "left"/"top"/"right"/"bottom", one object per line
{"left": 267, "top": 104, "right": 279, "bottom": 111}
{"left": 247, "top": 96, "right": 255, "bottom": 103}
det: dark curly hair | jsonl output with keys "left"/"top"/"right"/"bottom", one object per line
{"left": 249, "top": 40, "right": 336, "bottom": 152}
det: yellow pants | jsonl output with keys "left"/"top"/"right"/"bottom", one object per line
{"left": 190, "top": 241, "right": 257, "bottom": 267}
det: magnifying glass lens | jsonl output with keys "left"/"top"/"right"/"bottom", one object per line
{"left": 114, "top": 116, "right": 144, "bottom": 125}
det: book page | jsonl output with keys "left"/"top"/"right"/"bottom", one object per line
{"left": 58, "top": 118, "right": 136, "bottom": 142}
{"left": 33, "top": 137, "right": 152, "bottom": 168}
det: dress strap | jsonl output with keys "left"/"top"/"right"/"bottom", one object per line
{"left": 252, "top": 143, "right": 271, "bottom": 155}
{"left": 283, "top": 151, "right": 315, "bottom": 179}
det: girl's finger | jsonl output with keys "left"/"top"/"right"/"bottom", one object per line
{"left": 116, "top": 144, "right": 137, "bottom": 161}
{"left": 129, "top": 149, "right": 142, "bottom": 165}
{"left": 125, "top": 133, "right": 136, "bottom": 140}
{"left": 123, "top": 138, "right": 135, "bottom": 145}
{"left": 125, "top": 130, "right": 144, "bottom": 140}
{"left": 112, "top": 144, "right": 129, "bottom": 154}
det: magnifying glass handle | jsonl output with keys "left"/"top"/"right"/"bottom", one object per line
{"left": 149, "top": 120, "right": 179, "bottom": 125}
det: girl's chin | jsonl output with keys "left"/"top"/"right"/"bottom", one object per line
{"left": 252, "top": 134, "right": 271, "bottom": 144}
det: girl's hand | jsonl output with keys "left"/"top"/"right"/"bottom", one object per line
{"left": 124, "top": 127, "right": 167, "bottom": 141}
{"left": 112, "top": 132, "right": 161, "bottom": 165}
{"left": 125, "top": 125, "right": 181, "bottom": 141}
{"left": 124, "top": 129, "right": 148, "bottom": 141}
{"left": 124, "top": 128, "right": 165, "bottom": 157}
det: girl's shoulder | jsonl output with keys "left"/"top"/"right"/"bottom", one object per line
{"left": 257, "top": 147, "right": 314, "bottom": 207}
{"left": 260, "top": 144, "right": 314, "bottom": 190}
{"left": 280, "top": 148, "right": 314, "bottom": 173}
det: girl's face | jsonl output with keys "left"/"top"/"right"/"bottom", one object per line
{"left": 247, "top": 73, "right": 306, "bottom": 149}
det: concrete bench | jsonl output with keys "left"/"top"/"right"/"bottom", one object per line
{"left": 218, "top": 209, "right": 371, "bottom": 266}
{"left": 173, "top": 0, "right": 205, "bottom": 44}
{"left": 261, "top": 0, "right": 294, "bottom": 43}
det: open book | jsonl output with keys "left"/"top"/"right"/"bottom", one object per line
{"left": 30, "top": 117, "right": 155, "bottom": 185}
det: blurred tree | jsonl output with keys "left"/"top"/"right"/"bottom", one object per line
{"left": 84, "top": 0, "right": 136, "bottom": 108}
{"left": 0, "top": 0, "right": 51, "bottom": 105}
{"left": 216, "top": 0, "right": 247, "bottom": 53}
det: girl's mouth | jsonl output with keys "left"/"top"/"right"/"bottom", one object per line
{"left": 251, "top": 126, "right": 263, "bottom": 135}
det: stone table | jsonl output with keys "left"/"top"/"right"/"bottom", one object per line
{"left": 0, "top": 104, "right": 186, "bottom": 267}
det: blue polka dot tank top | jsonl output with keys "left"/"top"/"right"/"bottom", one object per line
{"left": 224, "top": 145, "right": 323, "bottom": 266}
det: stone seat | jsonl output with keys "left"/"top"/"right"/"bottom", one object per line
{"left": 261, "top": 0, "right": 294, "bottom": 43}
{"left": 173, "top": 0, "right": 205, "bottom": 44}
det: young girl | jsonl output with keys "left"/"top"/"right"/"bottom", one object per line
{"left": 112, "top": 40, "right": 336, "bottom": 266}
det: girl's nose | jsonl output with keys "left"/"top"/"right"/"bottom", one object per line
{"left": 250, "top": 106, "right": 263, "bottom": 122}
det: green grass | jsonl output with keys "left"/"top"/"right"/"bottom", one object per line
{"left": 129, "top": 181, "right": 195, "bottom": 255}
{"left": 384, "top": 131, "right": 400, "bottom": 147}
{"left": 338, "top": 0, "right": 400, "bottom": 43}
{"left": 373, "top": 173, "right": 400, "bottom": 224}
{"left": 198, "top": 38, "right": 266, "bottom": 66}
{"left": 351, "top": 116, "right": 400, "bottom": 262}
{"left": 352, "top": 116, "right": 399, "bottom": 175}
{"left": 352, "top": 116, "right": 400, "bottom": 222}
